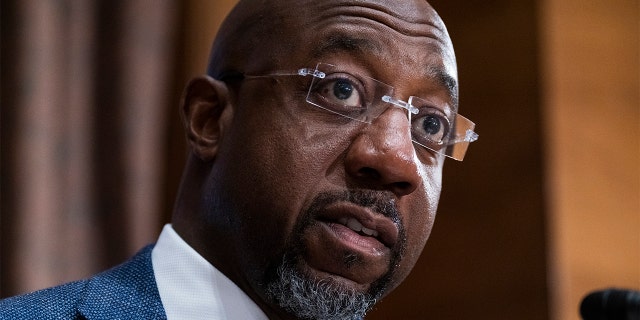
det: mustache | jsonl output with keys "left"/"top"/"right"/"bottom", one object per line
{"left": 306, "top": 189, "right": 402, "bottom": 227}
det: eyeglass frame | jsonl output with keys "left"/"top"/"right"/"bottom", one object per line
{"left": 223, "top": 62, "right": 478, "bottom": 161}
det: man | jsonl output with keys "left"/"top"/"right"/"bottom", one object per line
{"left": 0, "top": 0, "right": 477, "bottom": 319}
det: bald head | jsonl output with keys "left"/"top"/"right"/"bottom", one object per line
{"left": 206, "top": 0, "right": 455, "bottom": 83}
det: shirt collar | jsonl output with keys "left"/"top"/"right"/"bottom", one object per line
{"left": 152, "top": 224, "right": 268, "bottom": 320}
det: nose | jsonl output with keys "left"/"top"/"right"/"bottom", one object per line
{"left": 344, "top": 108, "right": 422, "bottom": 197}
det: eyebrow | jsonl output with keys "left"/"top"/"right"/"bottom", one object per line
{"left": 312, "top": 34, "right": 383, "bottom": 58}
{"left": 428, "top": 66, "right": 459, "bottom": 108}
{"left": 311, "top": 34, "right": 459, "bottom": 108}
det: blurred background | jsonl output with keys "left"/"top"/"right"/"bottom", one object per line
{"left": 1, "top": 0, "right": 638, "bottom": 319}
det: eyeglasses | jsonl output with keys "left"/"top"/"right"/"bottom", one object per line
{"left": 241, "top": 62, "right": 478, "bottom": 161}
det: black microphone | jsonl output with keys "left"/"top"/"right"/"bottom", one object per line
{"left": 580, "top": 288, "right": 640, "bottom": 320}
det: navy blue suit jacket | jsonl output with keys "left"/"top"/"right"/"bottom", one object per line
{"left": 0, "top": 245, "right": 167, "bottom": 319}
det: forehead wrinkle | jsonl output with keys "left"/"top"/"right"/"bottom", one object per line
{"left": 311, "top": 34, "right": 382, "bottom": 60}
{"left": 312, "top": 3, "right": 448, "bottom": 45}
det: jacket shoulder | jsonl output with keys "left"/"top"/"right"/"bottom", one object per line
{"left": 77, "top": 244, "right": 166, "bottom": 319}
{"left": 0, "top": 245, "right": 165, "bottom": 320}
{"left": 0, "top": 279, "right": 88, "bottom": 319}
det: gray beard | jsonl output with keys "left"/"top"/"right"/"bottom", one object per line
{"left": 264, "top": 254, "right": 378, "bottom": 320}
{"left": 261, "top": 190, "right": 407, "bottom": 319}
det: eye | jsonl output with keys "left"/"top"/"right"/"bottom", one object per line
{"left": 423, "top": 115, "right": 442, "bottom": 135}
{"left": 314, "top": 75, "right": 365, "bottom": 112}
{"left": 333, "top": 79, "right": 354, "bottom": 100}
{"left": 411, "top": 108, "right": 450, "bottom": 148}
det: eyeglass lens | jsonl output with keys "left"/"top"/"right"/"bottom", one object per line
{"left": 304, "top": 63, "right": 477, "bottom": 161}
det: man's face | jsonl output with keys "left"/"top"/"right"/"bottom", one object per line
{"left": 205, "top": 0, "right": 457, "bottom": 317}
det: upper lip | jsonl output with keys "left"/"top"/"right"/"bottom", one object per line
{"left": 316, "top": 202, "right": 399, "bottom": 248}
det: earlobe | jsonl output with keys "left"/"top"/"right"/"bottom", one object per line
{"left": 180, "top": 75, "right": 232, "bottom": 161}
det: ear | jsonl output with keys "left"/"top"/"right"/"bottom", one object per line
{"left": 180, "top": 75, "right": 232, "bottom": 161}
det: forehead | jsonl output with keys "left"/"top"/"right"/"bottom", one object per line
{"left": 267, "top": 0, "right": 457, "bottom": 101}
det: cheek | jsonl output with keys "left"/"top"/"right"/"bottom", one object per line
{"left": 214, "top": 96, "right": 345, "bottom": 268}
{"left": 396, "top": 163, "right": 443, "bottom": 278}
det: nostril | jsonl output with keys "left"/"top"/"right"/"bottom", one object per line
{"left": 358, "top": 167, "right": 381, "bottom": 180}
{"left": 392, "top": 181, "right": 412, "bottom": 192}
{"left": 355, "top": 167, "right": 415, "bottom": 195}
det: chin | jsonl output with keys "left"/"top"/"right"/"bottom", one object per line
{"left": 260, "top": 250, "right": 394, "bottom": 320}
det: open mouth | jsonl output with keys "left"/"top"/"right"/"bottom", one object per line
{"left": 338, "top": 217, "right": 379, "bottom": 237}
{"left": 299, "top": 195, "right": 403, "bottom": 285}
{"left": 316, "top": 201, "right": 399, "bottom": 251}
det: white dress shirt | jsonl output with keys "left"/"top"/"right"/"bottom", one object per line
{"left": 152, "top": 224, "right": 268, "bottom": 320}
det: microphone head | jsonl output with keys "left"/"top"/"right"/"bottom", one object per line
{"left": 580, "top": 288, "right": 640, "bottom": 320}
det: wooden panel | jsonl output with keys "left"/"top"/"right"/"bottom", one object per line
{"left": 540, "top": 1, "right": 640, "bottom": 319}
{"left": 1, "top": 0, "right": 178, "bottom": 296}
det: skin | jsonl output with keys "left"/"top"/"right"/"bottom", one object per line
{"left": 172, "top": 0, "right": 458, "bottom": 318}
